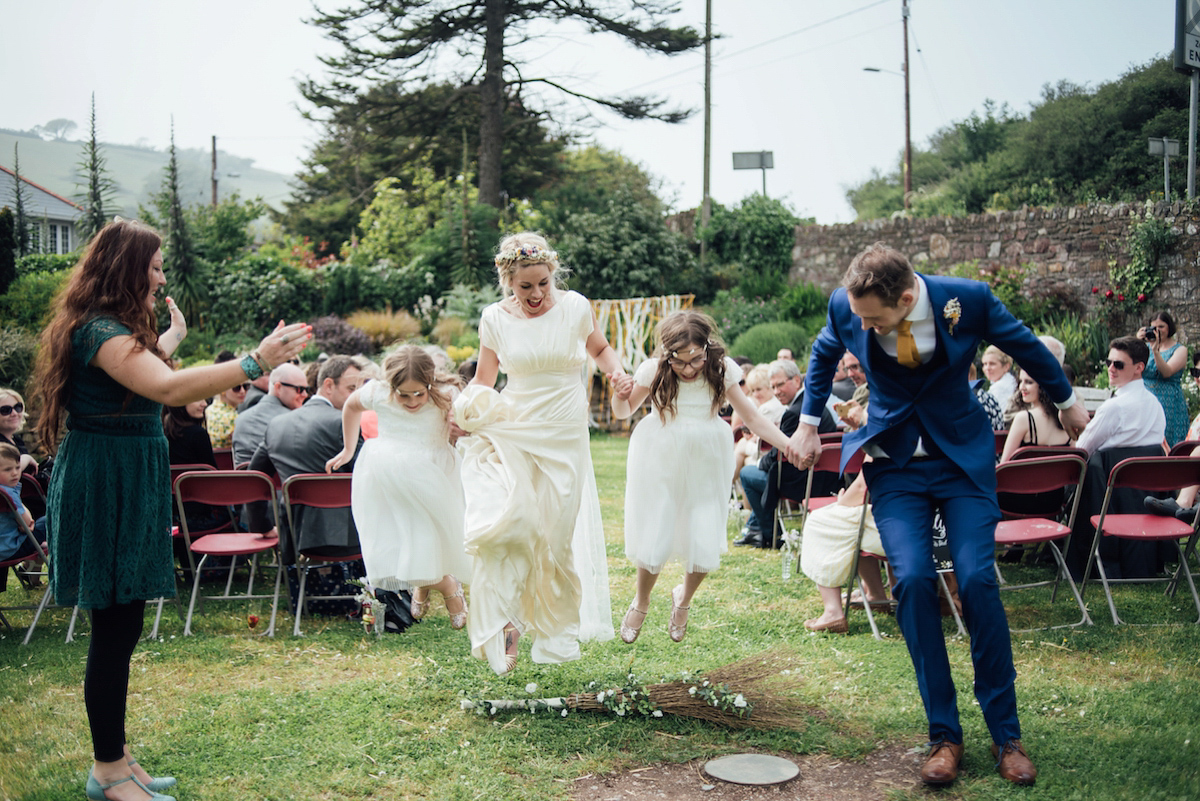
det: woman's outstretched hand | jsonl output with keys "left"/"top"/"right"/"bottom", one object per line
{"left": 257, "top": 321, "right": 313, "bottom": 367}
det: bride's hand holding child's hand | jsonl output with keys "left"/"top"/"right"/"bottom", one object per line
{"left": 610, "top": 372, "right": 634, "bottom": 400}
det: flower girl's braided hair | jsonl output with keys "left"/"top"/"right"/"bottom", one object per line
{"left": 493, "top": 232, "right": 570, "bottom": 297}
{"left": 648, "top": 311, "right": 728, "bottom": 423}
{"left": 382, "top": 345, "right": 462, "bottom": 414}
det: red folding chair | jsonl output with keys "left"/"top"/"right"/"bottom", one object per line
{"left": 175, "top": 470, "right": 285, "bottom": 636}
{"left": 1009, "top": 445, "right": 1090, "bottom": 463}
{"left": 0, "top": 485, "right": 54, "bottom": 643}
{"left": 1169, "top": 440, "right": 1199, "bottom": 458}
{"left": 212, "top": 448, "right": 235, "bottom": 470}
{"left": 994, "top": 454, "right": 1092, "bottom": 630}
{"left": 282, "top": 473, "right": 362, "bottom": 636}
{"left": 1081, "top": 456, "right": 1200, "bottom": 625}
{"left": 778, "top": 442, "right": 865, "bottom": 577}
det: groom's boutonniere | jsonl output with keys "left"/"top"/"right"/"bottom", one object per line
{"left": 943, "top": 298, "right": 962, "bottom": 335}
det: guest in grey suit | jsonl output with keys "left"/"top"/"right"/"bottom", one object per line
{"left": 232, "top": 362, "right": 309, "bottom": 466}
{"left": 249, "top": 355, "right": 365, "bottom": 562}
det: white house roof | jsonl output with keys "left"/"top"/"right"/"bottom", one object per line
{"left": 0, "top": 165, "right": 83, "bottom": 221}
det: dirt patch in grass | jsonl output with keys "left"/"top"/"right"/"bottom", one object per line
{"left": 571, "top": 745, "right": 923, "bottom": 800}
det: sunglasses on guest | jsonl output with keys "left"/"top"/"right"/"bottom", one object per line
{"left": 1105, "top": 359, "right": 1127, "bottom": 371}
{"left": 277, "top": 382, "right": 309, "bottom": 395}
{"left": 0, "top": 403, "right": 23, "bottom": 416}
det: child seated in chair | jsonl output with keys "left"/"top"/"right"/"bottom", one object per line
{"left": 0, "top": 443, "right": 46, "bottom": 580}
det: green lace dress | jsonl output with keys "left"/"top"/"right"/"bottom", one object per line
{"left": 46, "top": 317, "right": 175, "bottom": 609}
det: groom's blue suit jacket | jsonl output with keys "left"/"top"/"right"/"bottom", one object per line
{"left": 801, "top": 274, "right": 1073, "bottom": 494}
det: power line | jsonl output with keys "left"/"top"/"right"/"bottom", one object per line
{"left": 908, "top": 22, "right": 947, "bottom": 125}
{"left": 622, "top": 0, "right": 893, "bottom": 93}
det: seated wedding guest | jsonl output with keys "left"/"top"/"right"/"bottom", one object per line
{"left": 0, "top": 442, "right": 46, "bottom": 566}
{"left": 248, "top": 355, "right": 365, "bottom": 562}
{"left": 232, "top": 363, "right": 309, "bottom": 466}
{"left": 238, "top": 372, "right": 270, "bottom": 412}
{"left": 999, "top": 368, "right": 1073, "bottom": 462}
{"left": 970, "top": 363, "right": 1006, "bottom": 431}
{"left": 1067, "top": 337, "right": 1167, "bottom": 580}
{"left": 0, "top": 388, "right": 37, "bottom": 474}
{"left": 830, "top": 351, "right": 864, "bottom": 401}
{"left": 737, "top": 359, "right": 838, "bottom": 548}
{"left": 162, "top": 401, "right": 230, "bottom": 536}
{"left": 205, "top": 351, "right": 247, "bottom": 448}
{"left": 1139, "top": 311, "right": 1189, "bottom": 447}
{"left": 732, "top": 365, "right": 785, "bottom": 517}
{"left": 777, "top": 348, "right": 794, "bottom": 361}
{"left": 1145, "top": 349, "right": 1200, "bottom": 523}
{"left": 799, "top": 470, "right": 889, "bottom": 633}
{"left": 982, "top": 345, "right": 1016, "bottom": 409}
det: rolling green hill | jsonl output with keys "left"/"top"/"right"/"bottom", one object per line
{"left": 0, "top": 129, "right": 296, "bottom": 218}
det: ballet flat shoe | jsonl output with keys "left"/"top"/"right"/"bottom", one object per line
{"left": 86, "top": 771, "right": 175, "bottom": 801}
{"left": 127, "top": 759, "right": 177, "bottom": 792}
{"left": 619, "top": 605, "right": 648, "bottom": 644}
{"left": 668, "top": 585, "right": 690, "bottom": 642}
{"left": 803, "top": 616, "right": 848, "bottom": 633}
{"left": 445, "top": 577, "right": 468, "bottom": 630}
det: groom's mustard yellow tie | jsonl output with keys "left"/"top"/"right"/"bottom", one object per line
{"left": 896, "top": 319, "right": 920, "bottom": 368}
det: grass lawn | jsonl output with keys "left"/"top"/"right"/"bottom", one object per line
{"left": 1, "top": 433, "right": 1198, "bottom": 800}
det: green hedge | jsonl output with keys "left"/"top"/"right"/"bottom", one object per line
{"left": 729, "top": 321, "right": 809, "bottom": 365}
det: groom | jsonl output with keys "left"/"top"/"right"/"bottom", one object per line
{"left": 791, "top": 243, "right": 1089, "bottom": 787}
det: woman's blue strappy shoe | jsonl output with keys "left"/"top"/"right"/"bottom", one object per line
{"left": 128, "top": 758, "right": 177, "bottom": 792}
{"left": 86, "top": 771, "right": 175, "bottom": 801}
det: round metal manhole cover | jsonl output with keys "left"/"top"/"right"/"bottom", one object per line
{"left": 703, "top": 754, "right": 800, "bottom": 786}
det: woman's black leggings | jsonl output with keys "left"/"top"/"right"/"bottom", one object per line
{"left": 85, "top": 600, "right": 146, "bottom": 762}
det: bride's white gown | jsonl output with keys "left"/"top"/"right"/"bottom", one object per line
{"left": 454, "top": 290, "right": 614, "bottom": 673}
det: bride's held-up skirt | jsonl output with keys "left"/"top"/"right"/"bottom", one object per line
{"left": 455, "top": 380, "right": 612, "bottom": 674}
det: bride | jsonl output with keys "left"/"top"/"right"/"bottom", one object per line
{"left": 454, "top": 232, "right": 628, "bottom": 674}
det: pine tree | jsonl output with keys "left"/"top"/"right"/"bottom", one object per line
{"left": 75, "top": 93, "right": 118, "bottom": 243}
{"left": 0, "top": 207, "right": 16, "bottom": 295}
{"left": 305, "top": 0, "right": 702, "bottom": 208}
{"left": 11, "top": 144, "right": 32, "bottom": 256}
{"left": 157, "top": 124, "right": 205, "bottom": 327}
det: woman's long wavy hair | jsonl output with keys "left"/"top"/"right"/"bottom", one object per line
{"left": 648, "top": 311, "right": 728, "bottom": 423}
{"left": 34, "top": 219, "right": 166, "bottom": 451}
{"left": 383, "top": 345, "right": 462, "bottom": 414}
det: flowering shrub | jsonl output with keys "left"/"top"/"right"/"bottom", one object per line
{"left": 310, "top": 315, "right": 373, "bottom": 356}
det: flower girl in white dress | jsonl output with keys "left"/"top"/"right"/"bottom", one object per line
{"left": 326, "top": 345, "right": 471, "bottom": 627}
{"left": 611, "top": 311, "right": 800, "bottom": 643}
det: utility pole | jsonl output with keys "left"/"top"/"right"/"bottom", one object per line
{"left": 700, "top": 0, "right": 712, "bottom": 267}
{"left": 902, "top": 0, "right": 912, "bottom": 209}
{"left": 211, "top": 135, "right": 218, "bottom": 207}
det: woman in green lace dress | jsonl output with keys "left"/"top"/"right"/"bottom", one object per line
{"left": 1140, "top": 311, "right": 1189, "bottom": 447}
{"left": 34, "top": 219, "right": 311, "bottom": 801}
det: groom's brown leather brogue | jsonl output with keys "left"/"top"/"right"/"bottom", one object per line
{"left": 991, "top": 739, "right": 1037, "bottom": 786}
{"left": 920, "top": 740, "right": 963, "bottom": 785}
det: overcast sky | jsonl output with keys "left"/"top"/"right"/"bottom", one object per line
{"left": 1, "top": 0, "right": 1176, "bottom": 224}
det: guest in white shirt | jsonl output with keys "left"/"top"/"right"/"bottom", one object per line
{"left": 982, "top": 345, "right": 1017, "bottom": 410}
{"left": 1075, "top": 337, "right": 1165, "bottom": 457}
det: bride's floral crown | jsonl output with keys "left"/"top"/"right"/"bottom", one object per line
{"left": 494, "top": 244, "right": 557, "bottom": 267}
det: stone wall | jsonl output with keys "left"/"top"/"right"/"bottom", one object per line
{"left": 791, "top": 201, "right": 1200, "bottom": 337}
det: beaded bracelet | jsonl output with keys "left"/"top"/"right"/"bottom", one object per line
{"left": 240, "top": 354, "right": 264, "bottom": 381}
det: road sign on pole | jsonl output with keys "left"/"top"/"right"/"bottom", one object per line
{"left": 732, "top": 151, "right": 774, "bottom": 196}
